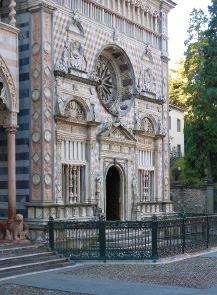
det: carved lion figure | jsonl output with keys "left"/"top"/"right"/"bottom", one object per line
{"left": 0, "top": 214, "right": 29, "bottom": 241}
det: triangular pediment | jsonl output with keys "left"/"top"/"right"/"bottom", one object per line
{"left": 99, "top": 125, "right": 137, "bottom": 142}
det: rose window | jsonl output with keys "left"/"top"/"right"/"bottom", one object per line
{"left": 96, "top": 46, "right": 135, "bottom": 116}
{"left": 97, "top": 57, "right": 115, "bottom": 104}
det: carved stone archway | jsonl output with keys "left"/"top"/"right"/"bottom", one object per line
{"left": 0, "top": 54, "right": 18, "bottom": 112}
{"left": 0, "top": 55, "right": 19, "bottom": 220}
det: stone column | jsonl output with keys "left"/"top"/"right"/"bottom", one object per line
{"left": 127, "top": 1, "right": 130, "bottom": 19}
{"left": 4, "top": 125, "right": 18, "bottom": 219}
{"left": 9, "top": 0, "right": 16, "bottom": 26}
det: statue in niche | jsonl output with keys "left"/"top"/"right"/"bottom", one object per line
{"left": 137, "top": 67, "right": 153, "bottom": 93}
{"left": 141, "top": 117, "right": 154, "bottom": 133}
{"left": 144, "top": 68, "right": 153, "bottom": 92}
{"left": 96, "top": 174, "right": 102, "bottom": 209}
{"left": 56, "top": 41, "right": 69, "bottom": 73}
{"left": 145, "top": 43, "right": 151, "bottom": 55}
{"left": 0, "top": 79, "right": 8, "bottom": 110}
{"left": 70, "top": 41, "right": 82, "bottom": 69}
{"left": 135, "top": 112, "right": 142, "bottom": 129}
{"left": 132, "top": 177, "right": 138, "bottom": 200}
{"left": 106, "top": 116, "right": 113, "bottom": 129}
{"left": 69, "top": 41, "right": 88, "bottom": 72}
{"left": 158, "top": 119, "right": 166, "bottom": 136}
{"left": 113, "top": 28, "right": 119, "bottom": 43}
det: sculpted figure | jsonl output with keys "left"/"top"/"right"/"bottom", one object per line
{"left": 56, "top": 41, "right": 68, "bottom": 73}
{"left": 158, "top": 119, "right": 166, "bottom": 136}
{"left": 135, "top": 112, "right": 142, "bottom": 129}
{"left": 70, "top": 41, "right": 82, "bottom": 70}
{"left": 0, "top": 214, "right": 29, "bottom": 241}
{"left": 96, "top": 174, "right": 102, "bottom": 209}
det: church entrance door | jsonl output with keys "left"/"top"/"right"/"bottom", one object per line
{"left": 106, "top": 166, "right": 121, "bottom": 220}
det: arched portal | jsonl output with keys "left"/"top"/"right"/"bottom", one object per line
{"left": 106, "top": 166, "right": 121, "bottom": 220}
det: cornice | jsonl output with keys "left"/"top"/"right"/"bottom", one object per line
{"left": 0, "top": 21, "right": 19, "bottom": 34}
{"left": 54, "top": 70, "right": 99, "bottom": 87}
{"left": 135, "top": 94, "right": 165, "bottom": 105}
{"left": 55, "top": 115, "right": 100, "bottom": 127}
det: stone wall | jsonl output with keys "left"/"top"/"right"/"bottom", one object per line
{"left": 170, "top": 185, "right": 207, "bottom": 213}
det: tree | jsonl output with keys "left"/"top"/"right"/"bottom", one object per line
{"left": 184, "top": 4, "right": 217, "bottom": 182}
{"left": 169, "top": 60, "right": 189, "bottom": 107}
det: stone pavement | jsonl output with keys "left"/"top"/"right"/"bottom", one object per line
{"left": 0, "top": 249, "right": 217, "bottom": 295}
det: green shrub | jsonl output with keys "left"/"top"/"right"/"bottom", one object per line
{"left": 180, "top": 178, "right": 207, "bottom": 187}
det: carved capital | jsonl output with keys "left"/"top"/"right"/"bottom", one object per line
{"left": 4, "top": 124, "right": 19, "bottom": 134}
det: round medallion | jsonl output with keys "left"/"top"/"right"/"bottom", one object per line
{"left": 44, "top": 173, "right": 52, "bottom": 186}
{"left": 44, "top": 87, "right": 51, "bottom": 99}
{"left": 44, "top": 42, "right": 51, "bottom": 54}
{"left": 32, "top": 173, "right": 41, "bottom": 185}
{"left": 32, "top": 89, "right": 40, "bottom": 102}
{"left": 96, "top": 46, "right": 135, "bottom": 116}
{"left": 44, "top": 130, "right": 52, "bottom": 142}
{"left": 32, "top": 43, "right": 40, "bottom": 55}
{"left": 32, "top": 131, "right": 41, "bottom": 143}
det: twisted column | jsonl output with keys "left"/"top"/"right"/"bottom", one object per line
{"left": 9, "top": 0, "right": 16, "bottom": 27}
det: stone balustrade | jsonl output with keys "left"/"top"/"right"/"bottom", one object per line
{"left": 139, "top": 201, "right": 174, "bottom": 219}
{"left": 27, "top": 203, "right": 97, "bottom": 221}
{"left": 49, "top": 0, "right": 165, "bottom": 50}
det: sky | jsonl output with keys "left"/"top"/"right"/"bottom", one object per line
{"left": 168, "top": 0, "right": 212, "bottom": 69}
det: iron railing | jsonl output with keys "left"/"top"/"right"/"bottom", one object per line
{"left": 48, "top": 214, "right": 217, "bottom": 260}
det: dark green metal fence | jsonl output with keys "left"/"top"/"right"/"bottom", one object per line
{"left": 48, "top": 214, "right": 217, "bottom": 260}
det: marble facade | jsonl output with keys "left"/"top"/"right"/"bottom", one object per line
{"left": 0, "top": 0, "right": 176, "bottom": 241}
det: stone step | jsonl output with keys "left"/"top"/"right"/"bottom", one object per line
{"left": 0, "top": 248, "right": 51, "bottom": 259}
{"left": 0, "top": 243, "right": 45, "bottom": 255}
{"left": 0, "top": 261, "right": 71, "bottom": 279}
{"left": 0, "top": 257, "right": 69, "bottom": 274}
{"left": 0, "top": 252, "right": 56, "bottom": 265}
{"left": 0, "top": 243, "right": 72, "bottom": 279}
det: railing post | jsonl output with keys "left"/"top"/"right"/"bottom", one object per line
{"left": 99, "top": 216, "right": 106, "bottom": 260}
{"left": 182, "top": 214, "right": 186, "bottom": 254}
{"left": 48, "top": 216, "right": 54, "bottom": 251}
{"left": 152, "top": 216, "right": 158, "bottom": 261}
{"left": 207, "top": 214, "right": 209, "bottom": 249}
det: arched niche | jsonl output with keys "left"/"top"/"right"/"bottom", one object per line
{"left": 0, "top": 74, "right": 9, "bottom": 111}
{"left": 61, "top": 96, "right": 92, "bottom": 121}
{"left": 0, "top": 54, "right": 18, "bottom": 112}
{"left": 140, "top": 115, "right": 157, "bottom": 134}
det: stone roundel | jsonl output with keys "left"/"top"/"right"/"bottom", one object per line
{"left": 32, "top": 173, "right": 41, "bottom": 186}
{"left": 44, "top": 130, "right": 52, "bottom": 142}
{"left": 44, "top": 87, "right": 51, "bottom": 99}
{"left": 32, "top": 89, "right": 40, "bottom": 102}
{"left": 32, "top": 131, "right": 41, "bottom": 143}
{"left": 96, "top": 45, "right": 135, "bottom": 116}
{"left": 32, "top": 43, "right": 40, "bottom": 55}
{"left": 44, "top": 41, "right": 51, "bottom": 54}
{"left": 44, "top": 173, "right": 52, "bottom": 186}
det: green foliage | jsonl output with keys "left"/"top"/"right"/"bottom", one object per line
{"left": 183, "top": 3, "right": 217, "bottom": 182}
{"left": 170, "top": 157, "right": 186, "bottom": 180}
{"left": 180, "top": 178, "right": 207, "bottom": 187}
{"left": 172, "top": 168, "right": 180, "bottom": 181}
{"left": 169, "top": 60, "right": 189, "bottom": 107}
